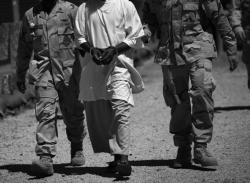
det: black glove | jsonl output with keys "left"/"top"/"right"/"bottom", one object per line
{"left": 228, "top": 55, "right": 238, "bottom": 72}
{"left": 80, "top": 42, "right": 104, "bottom": 65}
{"left": 16, "top": 81, "right": 26, "bottom": 94}
{"left": 80, "top": 42, "right": 91, "bottom": 52}
{"left": 90, "top": 48, "right": 104, "bottom": 65}
{"left": 78, "top": 48, "right": 85, "bottom": 57}
{"left": 100, "top": 46, "right": 117, "bottom": 65}
{"left": 101, "top": 42, "right": 131, "bottom": 65}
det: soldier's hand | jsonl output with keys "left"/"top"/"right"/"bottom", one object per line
{"left": 234, "top": 26, "right": 246, "bottom": 43}
{"left": 141, "top": 35, "right": 150, "bottom": 44}
{"left": 90, "top": 48, "right": 103, "bottom": 65}
{"left": 16, "top": 81, "right": 26, "bottom": 94}
{"left": 142, "top": 25, "right": 152, "bottom": 44}
{"left": 227, "top": 55, "right": 238, "bottom": 72}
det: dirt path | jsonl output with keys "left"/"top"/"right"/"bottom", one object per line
{"left": 0, "top": 58, "right": 250, "bottom": 183}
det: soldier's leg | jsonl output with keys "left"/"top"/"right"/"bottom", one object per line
{"left": 35, "top": 82, "right": 58, "bottom": 157}
{"left": 57, "top": 77, "right": 86, "bottom": 166}
{"left": 162, "top": 65, "right": 192, "bottom": 168}
{"left": 189, "top": 59, "right": 215, "bottom": 144}
{"left": 246, "top": 63, "right": 250, "bottom": 89}
{"left": 33, "top": 78, "right": 58, "bottom": 176}
{"left": 242, "top": 43, "right": 250, "bottom": 89}
{"left": 189, "top": 58, "right": 218, "bottom": 167}
{"left": 162, "top": 65, "right": 192, "bottom": 146}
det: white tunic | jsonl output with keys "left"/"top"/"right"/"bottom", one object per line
{"left": 75, "top": 0, "right": 144, "bottom": 105}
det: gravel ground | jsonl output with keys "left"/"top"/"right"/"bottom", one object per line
{"left": 0, "top": 57, "right": 250, "bottom": 183}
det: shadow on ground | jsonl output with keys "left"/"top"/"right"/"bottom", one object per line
{"left": 0, "top": 163, "right": 117, "bottom": 179}
{"left": 130, "top": 160, "right": 216, "bottom": 171}
{"left": 214, "top": 106, "right": 250, "bottom": 112}
{"left": 0, "top": 159, "right": 216, "bottom": 180}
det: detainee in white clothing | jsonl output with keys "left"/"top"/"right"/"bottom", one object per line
{"left": 75, "top": 0, "right": 144, "bottom": 176}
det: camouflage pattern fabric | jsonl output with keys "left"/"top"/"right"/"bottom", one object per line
{"left": 229, "top": 0, "right": 250, "bottom": 87}
{"left": 143, "top": 0, "right": 236, "bottom": 65}
{"left": 17, "top": 0, "right": 79, "bottom": 88}
{"left": 143, "top": 0, "right": 237, "bottom": 146}
{"left": 0, "top": 23, "right": 9, "bottom": 62}
{"left": 16, "top": 0, "right": 85, "bottom": 157}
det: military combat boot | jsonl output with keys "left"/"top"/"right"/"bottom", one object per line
{"left": 173, "top": 145, "right": 192, "bottom": 168}
{"left": 193, "top": 143, "right": 218, "bottom": 167}
{"left": 32, "top": 155, "right": 54, "bottom": 177}
{"left": 71, "top": 143, "right": 85, "bottom": 166}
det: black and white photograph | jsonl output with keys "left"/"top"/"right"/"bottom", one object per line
{"left": 0, "top": 0, "right": 249, "bottom": 182}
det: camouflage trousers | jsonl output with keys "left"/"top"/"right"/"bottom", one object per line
{"left": 162, "top": 59, "right": 216, "bottom": 146}
{"left": 35, "top": 71, "right": 86, "bottom": 157}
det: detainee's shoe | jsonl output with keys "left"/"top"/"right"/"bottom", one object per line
{"left": 193, "top": 144, "right": 218, "bottom": 167}
{"left": 116, "top": 161, "right": 132, "bottom": 177}
{"left": 71, "top": 150, "right": 85, "bottom": 166}
{"left": 173, "top": 146, "right": 192, "bottom": 168}
{"left": 107, "top": 155, "right": 132, "bottom": 176}
{"left": 32, "top": 156, "right": 54, "bottom": 177}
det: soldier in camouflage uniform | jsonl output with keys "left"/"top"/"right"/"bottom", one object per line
{"left": 16, "top": 0, "right": 86, "bottom": 176}
{"left": 229, "top": 0, "right": 250, "bottom": 89}
{"left": 143, "top": 0, "right": 237, "bottom": 168}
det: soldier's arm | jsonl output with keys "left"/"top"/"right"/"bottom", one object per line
{"left": 16, "top": 15, "right": 33, "bottom": 83}
{"left": 228, "top": 0, "right": 242, "bottom": 29}
{"left": 142, "top": 0, "right": 159, "bottom": 37}
{"left": 228, "top": 0, "right": 246, "bottom": 45}
{"left": 202, "top": 0, "right": 237, "bottom": 56}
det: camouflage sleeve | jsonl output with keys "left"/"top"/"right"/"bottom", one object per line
{"left": 202, "top": 0, "right": 237, "bottom": 56}
{"left": 16, "top": 15, "right": 33, "bottom": 82}
{"left": 228, "top": 0, "right": 242, "bottom": 28}
{"left": 142, "top": 0, "right": 159, "bottom": 35}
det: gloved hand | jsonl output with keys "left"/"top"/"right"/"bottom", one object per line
{"left": 142, "top": 25, "right": 152, "bottom": 44}
{"left": 80, "top": 42, "right": 103, "bottom": 65}
{"left": 100, "top": 46, "right": 117, "bottom": 65}
{"left": 78, "top": 48, "right": 85, "bottom": 57}
{"left": 155, "top": 45, "right": 170, "bottom": 65}
{"left": 90, "top": 48, "right": 103, "bottom": 65}
{"left": 228, "top": 55, "right": 238, "bottom": 72}
{"left": 141, "top": 35, "right": 150, "bottom": 44}
{"left": 100, "top": 42, "right": 131, "bottom": 65}
{"left": 234, "top": 26, "right": 246, "bottom": 43}
{"left": 16, "top": 81, "right": 26, "bottom": 94}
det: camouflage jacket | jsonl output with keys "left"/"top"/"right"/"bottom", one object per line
{"left": 17, "top": 0, "right": 78, "bottom": 87}
{"left": 229, "top": 0, "right": 250, "bottom": 29}
{"left": 143, "top": 0, "right": 237, "bottom": 65}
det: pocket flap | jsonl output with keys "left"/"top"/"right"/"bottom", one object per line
{"left": 183, "top": 3, "right": 199, "bottom": 11}
{"left": 63, "top": 60, "right": 75, "bottom": 67}
{"left": 58, "top": 26, "right": 74, "bottom": 35}
{"left": 33, "top": 24, "right": 43, "bottom": 29}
